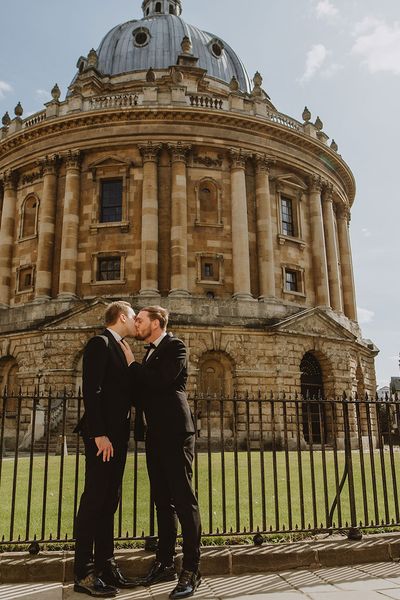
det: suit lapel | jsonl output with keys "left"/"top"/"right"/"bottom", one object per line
{"left": 144, "top": 332, "right": 172, "bottom": 365}
{"left": 104, "top": 329, "right": 127, "bottom": 367}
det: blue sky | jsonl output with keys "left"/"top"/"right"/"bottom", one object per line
{"left": 0, "top": 0, "right": 399, "bottom": 387}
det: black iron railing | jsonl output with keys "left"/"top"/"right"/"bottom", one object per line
{"left": 0, "top": 389, "right": 399, "bottom": 548}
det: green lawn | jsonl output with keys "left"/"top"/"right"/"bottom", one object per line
{"left": 0, "top": 450, "right": 399, "bottom": 542}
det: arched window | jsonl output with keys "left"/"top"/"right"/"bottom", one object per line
{"left": 0, "top": 357, "right": 19, "bottom": 416}
{"left": 155, "top": 2, "right": 162, "bottom": 12}
{"left": 21, "top": 195, "right": 38, "bottom": 239}
{"left": 197, "top": 352, "right": 234, "bottom": 436}
{"left": 301, "top": 352, "right": 325, "bottom": 444}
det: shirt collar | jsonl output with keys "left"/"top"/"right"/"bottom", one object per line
{"left": 106, "top": 328, "right": 123, "bottom": 342}
{"left": 152, "top": 331, "right": 167, "bottom": 348}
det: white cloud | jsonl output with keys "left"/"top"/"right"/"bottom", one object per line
{"left": 300, "top": 44, "right": 328, "bottom": 82}
{"left": 315, "top": 0, "right": 338, "bottom": 19}
{"left": 36, "top": 89, "right": 50, "bottom": 98}
{"left": 357, "top": 307, "right": 375, "bottom": 324}
{"left": 352, "top": 17, "right": 400, "bottom": 75}
{"left": 0, "top": 80, "right": 13, "bottom": 99}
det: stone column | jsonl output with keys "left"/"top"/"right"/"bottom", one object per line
{"left": 321, "top": 184, "right": 342, "bottom": 312}
{"left": 229, "top": 149, "right": 253, "bottom": 300}
{"left": 139, "top": 142, "right": 162, "bottom": 296}
{"left": 0, "top": 171, "right": 18, "bottom": 307}
{"left": 35, "top": 155, "right": 58, "bottom": 301}
{"left": 58, "top": 150, "right": 81, "bottom": 299}
{"left": 308, "top": 175, "right": 330, "bottom": 307}
{"left": 168, "top": 142, "right": 191, "bottom": 297}
{"left": 255, "top": 154, "right": 275, "bottom": 300}
{"left": 337, "top": 205, "right": 357, "bottom": 321}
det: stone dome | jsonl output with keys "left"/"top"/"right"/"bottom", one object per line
{"left": 95, "top": 3, "right": 252, "bottom": 92}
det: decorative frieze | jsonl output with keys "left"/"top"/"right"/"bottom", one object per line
{"left": 192, "top": 154, "right": 223, "bottom": 168}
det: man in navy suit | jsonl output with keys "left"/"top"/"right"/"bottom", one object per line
{"left": 121, "top": 306, "right": 202, "bottom": 600}
{"left": 74, "top": 301, "right": 138, "bottom": 598}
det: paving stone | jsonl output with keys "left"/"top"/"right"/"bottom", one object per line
{"left": 0, "top": 582, "right": 63, "bottom": 599}
{"left": 307, "top": 592, "right": 390, "bottom": 600}
{"left": 206, "top": 573, "right": 293, "bottom": 597}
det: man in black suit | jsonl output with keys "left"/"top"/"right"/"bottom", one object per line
{"left": 74, "top": 301, "right": 138, "bottom": 598}
{"left": 121, "top": 306, "right": 202, "bottom": 600}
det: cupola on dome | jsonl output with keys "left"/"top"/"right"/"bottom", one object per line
{"left": 94, "top": 0, "right": 251, "bottom": 92}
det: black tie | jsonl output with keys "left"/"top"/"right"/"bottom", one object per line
{"left": 144, "top": 343, "right": 156, "bottom": 350}
{"left": 143, "top": 342, "right": 156, "bottom": 363}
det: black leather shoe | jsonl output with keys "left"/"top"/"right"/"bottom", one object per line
{"left": 140, "top": 560, "right": 177, "bottom": 586}
{"left": 169, "top": 570, "right": 201, "bottom": 599}
{"left": 74, "top": 574, "right": 117, "bottom": 597}
{"left": 100, "top": 557, "right": 138, "bottom": 589}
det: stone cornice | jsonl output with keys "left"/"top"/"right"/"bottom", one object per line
{"left": 0, "top": 107, "right": 356, "bottom": 202}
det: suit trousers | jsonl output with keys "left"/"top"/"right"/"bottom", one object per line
{"left": 74, "top": 437, "right": 128, "bottom": 579}
{"left": 146, "top": 432, "right": 201, "bottom": 572}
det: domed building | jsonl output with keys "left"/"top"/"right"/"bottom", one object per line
{"left": 0, "top": 0, "right": 377, "bottom": 446}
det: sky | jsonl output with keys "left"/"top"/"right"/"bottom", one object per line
{"left": 0, "top": 0, "right": 399, "bottom": 388}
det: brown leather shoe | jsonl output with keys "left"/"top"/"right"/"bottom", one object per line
{"left": 169, "top": 570, "right": 202, "bottom": 599}
{"left": 74, "top": 573, "right": 117, "bottom": 597}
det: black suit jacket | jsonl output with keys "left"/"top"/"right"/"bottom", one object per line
{"left": 130, "top": 333, "right": 194, "bottom": 440}
{"left": 75, "top": 329, "right": 132, "bottom": 444}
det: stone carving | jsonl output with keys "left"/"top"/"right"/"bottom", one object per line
{"left": 302, "top": 106, "right": 311, "bottom": 123}
{"left": 146, "top": 67, "right": 156, "bottom": 83}
{"left": 2, "top": 112, "right": 11, "bottom": 127}
{"left": 181, "top": 35, "right": 192, "bottom": 54}
{"left": 37, "top": 154, "right": 59, "bottom": 175}
{"left": 65, "top": 149, "right": 82, "bottom": 169}
{"left": 14, "top": 102, "right": 23, "bottom": 118}
{"left": 254, "top": 153, "right": 273, "bottom": 173}
{"left": 315, "top": 116, "right": 323, "bottom": 131}
{"left": 21, "top": 170, "right": 43, "bottom": 185}
{"left": 193, "top": 154, "right": 223, "bottom": 168}
{"left": 168, "top": 142, "right": 192, "bottom": 162}
{"left": 229, "top": 148, "right": 250, "bottom": 169}
{"left": 229, "top": 76, "right": 239, "bottom": 92}
{"left": 138, "top": 142, "right": 162, "bottom": 162}
{"left": 51, "top": 84, "right": 61, "bottom": 102}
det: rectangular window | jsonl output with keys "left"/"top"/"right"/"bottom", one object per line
{"left": 201, "top": 258, "right": 219, "bottom": 281}
{"left": 285, "top": 269, "right": 298, "bottom": 292}
{"left": 17, "top": 266, "right": 34, "bottom": 292}
{"left": 204, "top": 263, "right": 214, "bottom": 278}
{"left": 281, "top": 197, "right": 295, "bottom": 237}
{"left": 100, "top": 180, "right": 123, "bottom": 223}
{"left": 97, "top": 257, "right": 121, "bottom": 281}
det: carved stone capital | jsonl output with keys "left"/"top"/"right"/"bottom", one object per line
{"left": 229, "top": 148, "right": 250, "bottom": 170}
{"left": 254, "top": 153, "right": 273, "bottom": 174}
{"left": 0, "top": 169, "right": 18, "bottom": 191}
{"left": 337, "top": 204, "right": 351, "bottom": 223}
{"left": 322, "top": 182, "right": 334, "bottom": 202}
{"left": 168, "top": 142, "right": 192, "bottom": 163}
{"left": 139, "top": 142, "right": 162, "bottom": 163}
{"left": 37, "top": 154, "right": 59, "bottom": 176}
{"left": 308, "top": 174, "right": 323, "bottom": 193}
{"left": 65, "top": 149, "right": 82, "bottom": 170}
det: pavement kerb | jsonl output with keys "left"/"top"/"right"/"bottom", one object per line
{"left": 1, "top": 532, "right": 400, "bottom": 584}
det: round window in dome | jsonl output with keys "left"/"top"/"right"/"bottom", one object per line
{"left": 133, "top": 27, "right": 151, "bottom": 48}
{"left": 210, "top": 39, "right": 224, "bottom": 59}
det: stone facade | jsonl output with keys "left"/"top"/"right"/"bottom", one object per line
{"left": 0, "top": 0, "right": 378, "bottom": 448}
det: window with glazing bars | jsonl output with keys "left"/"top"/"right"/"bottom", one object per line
{"left": 100, "top": 180, "right": 123, "bottom": 223}
{"left": 281, "top": 196, "right": 295, "bottom": 237}
{"left": 285, "top": 269, "right": 298, "bottom": 292}
{"left": 97, "top": 257, "right": 121, "bottom": 281}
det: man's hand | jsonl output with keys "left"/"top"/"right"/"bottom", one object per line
{"left": 120, "top": 339, "right": 135, "bottom": 365}
{"left": 95, "top": 436, "right": 114, "bottom": 462}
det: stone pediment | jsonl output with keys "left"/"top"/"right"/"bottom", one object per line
{"left": 42, "top": 299, "right": 109, "bottom": 331}
{"left": 271, "top": 308, "right": 357, "bottom": 341}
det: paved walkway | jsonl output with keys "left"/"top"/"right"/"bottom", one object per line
{"left": 3, "top": 563, "right": 400, "bottom": 600}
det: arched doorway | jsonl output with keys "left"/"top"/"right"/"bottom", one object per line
{"left": 197, "top": 352, "right": 234, "bottom": 436}
{"left": 301, "top": 352, "right": 326, "bottom": 444}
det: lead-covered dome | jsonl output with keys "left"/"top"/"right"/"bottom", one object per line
{"left": 96, "top": 1, "right": 251, "bottom": 93}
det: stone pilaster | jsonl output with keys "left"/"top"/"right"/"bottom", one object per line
{"left": 308, "top": 175, "right": 330, "bottom": 307}
{"left": 0, "top": 170, "right": 18, "bottom": 307}
{"left": 322, "top": 184, "right": 342, "bottom": 312}
{"left": 254, "top": 154, "right": 275, "bottom": 300}
{"left": 168, "top": 142, "right": 191, "bottom": 297}
{"left": 229, "top": 149, "right": 253, "bottom": 300}
{"left": 35, "top": 155, "right": 58, "bottom": 301}
{"left": 337, "top": 205, "right": 357, "bottom": 321}
{"left": 139, "top": 142, "right": 162, "bottom": 296}
{"left": 58, "top": 150, "right": 82, "bottom": 299}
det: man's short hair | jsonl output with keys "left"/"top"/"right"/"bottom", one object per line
{"left": 105, "top": 301, "right": 133, "bottom": 326}
{"left": 141, "top": 305, "right": 169, "bottom": 330}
